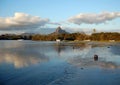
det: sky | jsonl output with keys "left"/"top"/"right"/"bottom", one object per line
{"left": 0, "top": 0, "right": 120, "bottom": 34}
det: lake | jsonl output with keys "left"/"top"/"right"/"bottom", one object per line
{"left": 0, "top": 40, "right": 120, "bottom": 85}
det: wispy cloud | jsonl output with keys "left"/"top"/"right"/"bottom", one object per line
{"left": 48, "top": 22, "right": 61, "bottom": 25}
{"left": 68, "top": 11, "right": 120, "bottom": 25}
{"left": 0, "top": 12, "right": 49, "bottom": 30}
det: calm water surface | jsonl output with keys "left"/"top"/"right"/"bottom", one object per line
{"left": 0, "top": 40, "right": 120, "bottom": 85}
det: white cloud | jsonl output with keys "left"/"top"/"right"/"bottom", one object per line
{"left": 0, "top": 12, "right": 49, "bottom": 30}
{"left": 68, "top": 11, "right": 120, "bottom": 25}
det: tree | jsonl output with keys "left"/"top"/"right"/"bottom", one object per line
{"left": 93, "top": 28, "right": 96, "bottom": 33}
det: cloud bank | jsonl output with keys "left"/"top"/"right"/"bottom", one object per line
{"left": 68, "top": 12, "right": 120, "bottom": 25}
{"left": 0, "top": 12, "right": 49, "bottom": 30}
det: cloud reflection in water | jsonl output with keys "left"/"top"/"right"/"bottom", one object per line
{"left": 0, "top": 41, "right": 49, "bottom": 68}
{"left": 0, "top": 52, "right": 49, "bottom": 68}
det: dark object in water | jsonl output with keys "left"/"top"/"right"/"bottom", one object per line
{"left": 94, "top": 55, "right": 98, "bottom": 61}
{"left": 81, "top": 68, "right": 84, "bottom": 70}
{"left": 107, "top": 47, "right": 110, "bottom": 48}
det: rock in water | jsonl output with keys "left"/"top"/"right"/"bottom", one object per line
{"left": 94, "top": 55, "right": 98, "bottom": 61}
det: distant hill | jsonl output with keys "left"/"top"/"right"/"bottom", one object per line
{"left": 51, "top": 26, "right": 69, "bottom": 35}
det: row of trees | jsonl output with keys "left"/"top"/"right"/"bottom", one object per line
{"left": 0, "top": 34, "right": 31, "bottom": 40}
{"left": 0, "top": 32, "right": 120, "bottom": 41}
{"left": 32, "top": 32, "right": 120, "bottom": 41}
{"left": 91, "top": 32, "right": 120, "bottom": 41}
{"left": 31, "top": 34, "right": 56, "bottom": 41}
{"left": 31, "top": 33, "right": 90, "bottom": 41}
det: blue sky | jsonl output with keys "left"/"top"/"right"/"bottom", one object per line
{"left": 0, "top": 0, "right": 120, "bottom": 34}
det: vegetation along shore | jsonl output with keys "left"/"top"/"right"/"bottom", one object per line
{"left": 0, "top": 27, "right": 120, "bottom": 42}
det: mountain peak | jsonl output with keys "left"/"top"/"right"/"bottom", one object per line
{"left": 55, "top": 26, "right": 62, "bottom": 33}
{"left": 51, "top": 26, "right": 69, "bottom": 35}
{"left": 55, "top": 26, "right": 68, "bottom": 34}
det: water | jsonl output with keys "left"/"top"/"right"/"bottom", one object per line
{"left": 0, "top": 40, "right": 120, "bottom": 85}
